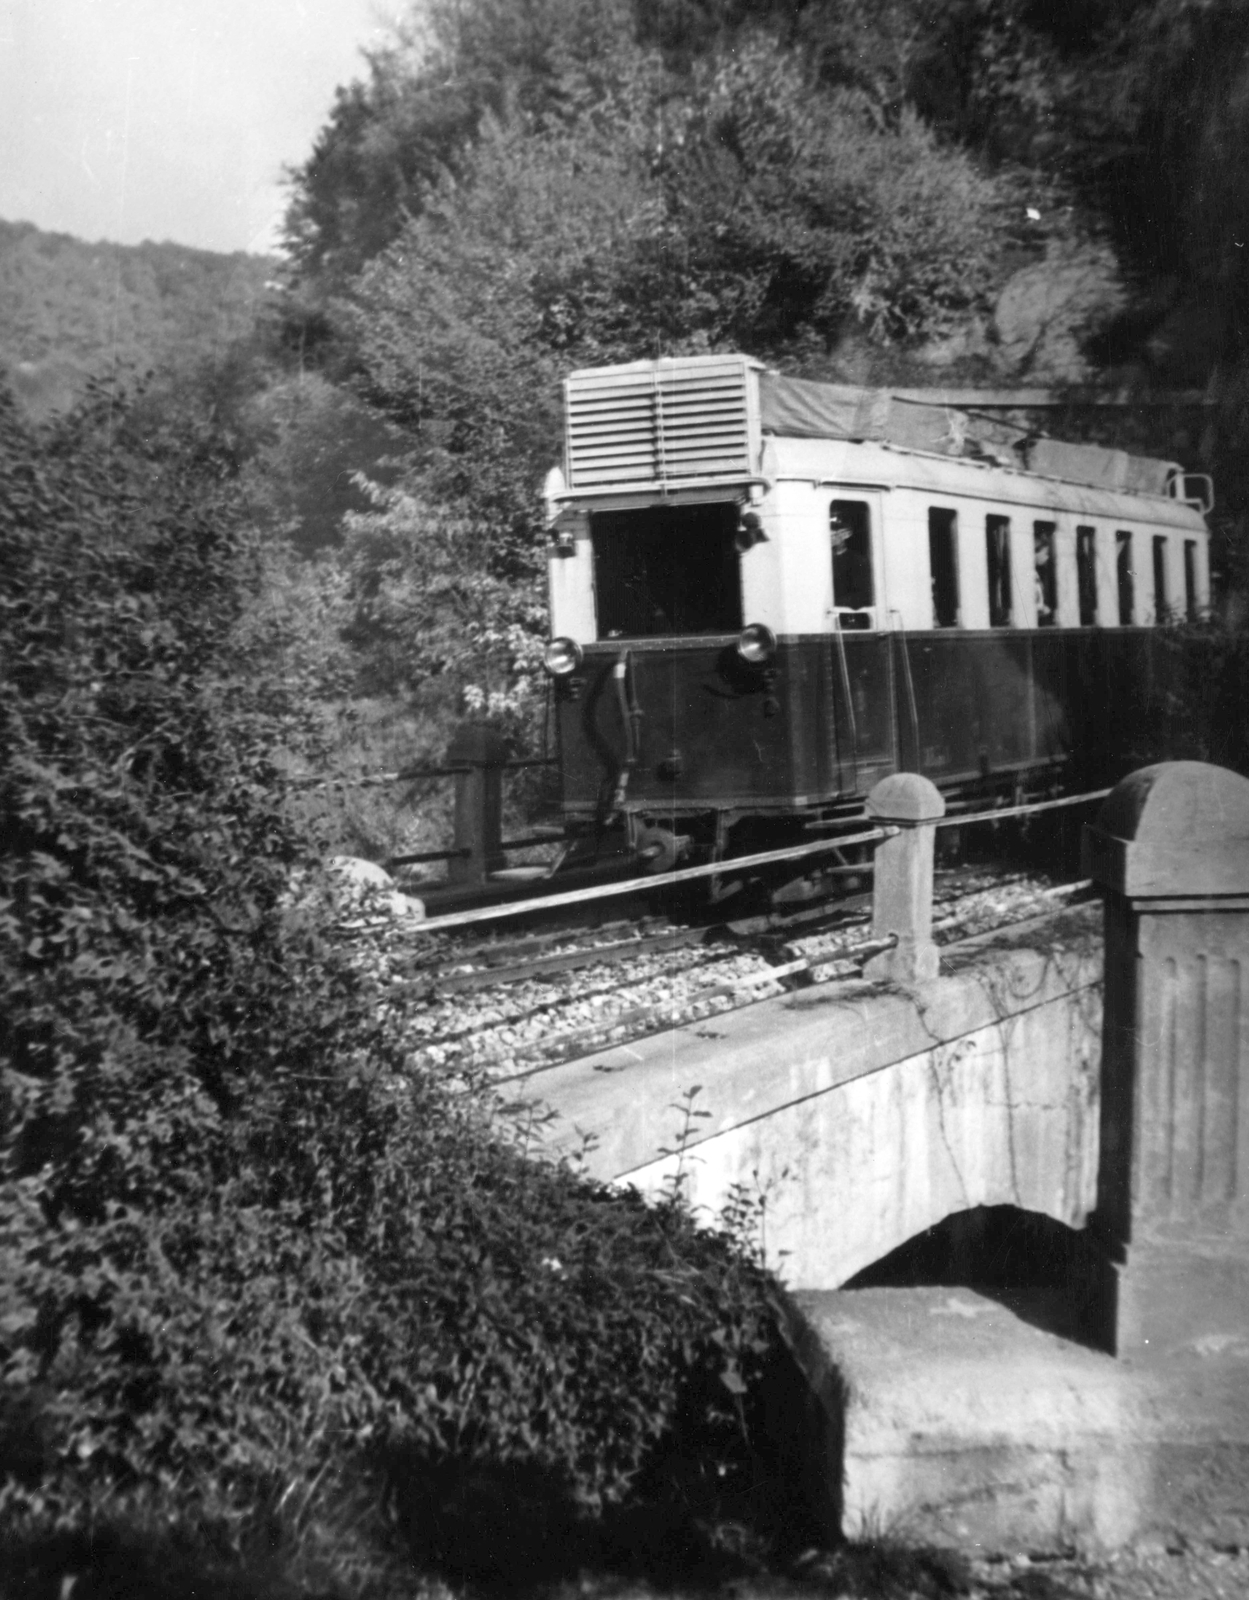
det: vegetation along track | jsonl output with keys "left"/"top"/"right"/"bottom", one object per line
{"left": 346, "top": 869, "right": 1095, "bottom": 1087}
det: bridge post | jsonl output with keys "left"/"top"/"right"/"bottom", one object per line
{"left": 445, "top": 722, "right": 509, "bottom": 886}
{"left": 1084, "top": 761, "right": 1249, "bottom": 1370}
{"left": 863, "top": 772, "right": 945, "bottom": 984}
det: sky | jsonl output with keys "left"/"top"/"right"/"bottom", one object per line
{"left": 0, "top": 0, "right": 409, "bottom": 256}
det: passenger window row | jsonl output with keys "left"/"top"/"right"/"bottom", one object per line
{"left": 924, "top": 509, "right": 1199, "bottom": 628}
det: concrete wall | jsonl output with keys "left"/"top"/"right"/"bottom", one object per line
{"left": 533, "top": 905, "right": 1103, "bottom": 1288}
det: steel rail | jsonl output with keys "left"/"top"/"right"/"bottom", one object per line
{"left": 413, "top": 824, "right": 894, "bottom": 933}
{"left": 397, "top": 925, "right": 716, "bottom": 998}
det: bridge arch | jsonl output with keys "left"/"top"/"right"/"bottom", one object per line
{"left": 586, "top": 928, "right": 1104, "bottom": 1290}
{"left": 844, "top": 1203, "right": 1107, "bottom": 1346}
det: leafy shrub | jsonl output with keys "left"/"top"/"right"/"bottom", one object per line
{"left": 0, "top": 381, "right": 791, "bottom": 1588}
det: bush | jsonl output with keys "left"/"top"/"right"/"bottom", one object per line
{"left": 0, "top": 382, "right": 791, "bottom": 1590}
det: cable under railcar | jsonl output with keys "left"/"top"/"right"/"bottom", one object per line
{"left": 541, "top": 354, "right": 1213, "bottom": 874}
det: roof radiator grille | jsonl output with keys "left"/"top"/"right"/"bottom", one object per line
{"left": 564, "top": 355, "right": 758, "bottom": 488}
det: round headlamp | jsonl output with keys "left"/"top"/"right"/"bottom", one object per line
{"left": 543, "top": 636, "right": 584, "bottom": 676}
{"left": 736, "top": 623, "right": 777, "bottom": 665}
{"left": 735, "top": 511, "right": 765, "bottom": 552}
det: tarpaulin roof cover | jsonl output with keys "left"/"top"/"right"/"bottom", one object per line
{"left": 758, "top": 371, "right": 1177, "bottom": 498}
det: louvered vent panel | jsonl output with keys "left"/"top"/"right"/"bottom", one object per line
{"left": 565, "top": 356, "right": 754, "bottom": 488}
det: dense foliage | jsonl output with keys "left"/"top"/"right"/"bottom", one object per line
{"left": 0, "top": 386, "right": 789, "bottom": 1588}
{"left": 287, "top": 0, "right": 1249, "bottom": 332}
{"left": 346, "top": 40, "right": 1011, "bottom": 500}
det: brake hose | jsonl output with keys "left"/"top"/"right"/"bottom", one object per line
{"left": 611, "top": 649, "right": 642, "bottom": 811}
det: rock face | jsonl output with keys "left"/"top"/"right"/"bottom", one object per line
{"left": 993, "top": 246, "right": 1125, "bottom": 380}
{"left": 282, "top": 855, "right": 424, "bottom": 921}
{"left": 326, "top": 855, "right": 395, "bottom": 892}
{"left": 325, "top": 856, "right": 424, "bottom": 919}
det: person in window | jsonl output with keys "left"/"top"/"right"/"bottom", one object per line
{"left": 831, "top": 508, "right": 873, "bottom": 611}
{"left": 1033, "top": 533, "right": 1055, "bottom": 626}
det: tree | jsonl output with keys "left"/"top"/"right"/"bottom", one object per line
{"left": 283, "top": 0, "right": 638, "bottom": 284}
{"left": 283, "top": 42, "right": 480, "bottom": 284}
{"left": 342, "top": 33, "right": 1013, "bottom": 494}
{"left": 651, "top": 36, "right": 1009, "bottom": 348}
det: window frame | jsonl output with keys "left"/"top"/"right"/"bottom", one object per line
{"left": 986, "top": 514, "right": 1013, "bottom": 627}
{"left": 1033, "top": 520, "right": 1058, "bottom": 628}
{"left": 1076, "top": 525, "right": 1098, "bottom": 626}
{"left": 1184, "top": 539, "right": 1198, "bottom": 623}
{"left": 829, "top": 497, "right": 876, "bottom": 615}
{"left": 928, "top": 506, "right": 961, "bottom": 628}
{"left": 1152, "top": 534, "right": 1169, "bottom": 624}
{"left": 1116, "top": 530, "right": 1135, "bottom": 626}
{"left": 589, "top": 502, "right": 745, "bottom": 640}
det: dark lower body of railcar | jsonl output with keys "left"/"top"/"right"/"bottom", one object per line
{"left": 551, "top": 628, "right": 1219, "bottom": 862}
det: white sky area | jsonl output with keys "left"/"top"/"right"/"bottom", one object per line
{"left": 0, "top": 0, "right": 409, "bottom": 255}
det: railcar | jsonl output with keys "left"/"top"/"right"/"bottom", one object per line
{"left": 540, "top": 353, "right": 1213, "bottom": 874}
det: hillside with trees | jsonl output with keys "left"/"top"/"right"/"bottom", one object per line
{"left": 0, "top": 220, "right": 276, "bottom": 419}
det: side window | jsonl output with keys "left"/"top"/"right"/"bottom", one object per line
{"left": 986, "top": 515, "right": 1012, "bottom": 626}
{"left": 1185, "top": 540, "right": 1198, "bottom": 622}
{"left": 1153, "top": 535, "right": 1169, "bottom": 623}
{"left": 928, "top": 508, "right": 960, "bottom": 627}
{"left": 1076, "top": 526, "right": 1098, "bottom": 625}
{"left": 1033, "top": 521, "right": 1057, "bottom": 627}
{"left": 1116, "top": 531, "right": 1134, "bottom": 625}
{"left": 830, "top": 500, "right": 874, "bottom": 617}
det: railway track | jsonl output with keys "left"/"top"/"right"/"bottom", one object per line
{"left": 350, "top": 868, "right": 1094, "bottom": 1087}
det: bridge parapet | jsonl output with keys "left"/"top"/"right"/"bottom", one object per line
{"left": 1084, "top": 761, "right": 1249, "bottom": 1359}
{"left": 535, "top": 901, "right": 1102, "bottom": 1289}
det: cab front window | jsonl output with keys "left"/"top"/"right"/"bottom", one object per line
{"left": 591, "top": 503, "right": 742, "bottom": 638}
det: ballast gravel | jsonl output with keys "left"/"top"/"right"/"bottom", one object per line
{"left": 342, "top": 873, "right": 1086, "bottom": 1083}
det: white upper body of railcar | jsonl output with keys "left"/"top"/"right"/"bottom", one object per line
{"left": 546, "top": 354, "right": 1211, "bottom": 646}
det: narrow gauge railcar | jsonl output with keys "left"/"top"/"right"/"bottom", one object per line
{"left": 541, "top": 353, "right": 1212, "bottom": 871}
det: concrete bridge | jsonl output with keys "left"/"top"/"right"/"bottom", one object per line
{"left": 528, "top": 761, "right": 1249, "bottom": 1552}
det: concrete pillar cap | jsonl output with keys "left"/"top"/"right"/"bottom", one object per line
{"left": 1084, "top": 760, "right": 1249, "bottom": 899}
{"left": 866, "top": 772, "right": 946, "bottom": 825}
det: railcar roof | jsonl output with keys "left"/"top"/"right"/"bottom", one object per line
{"left": 758, "top": 370, "right": 1184, "bottom": 500}
{"left": 765, "top": 433, "right": 1209, "bottom": 530}
{"left": 561, "top": 354, "right": 1208, "bottom": 515}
